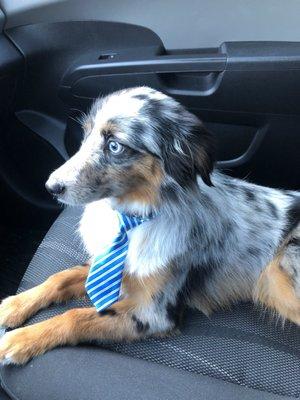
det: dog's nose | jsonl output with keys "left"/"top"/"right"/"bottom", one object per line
{"left": 45, "top": 181, "right": 65, "bottom": 196}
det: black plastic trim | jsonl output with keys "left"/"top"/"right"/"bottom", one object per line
{"left": 223, "top": 41, "right": 300, "bottom": 71}
{"left": 16, "top": 110, "right": 68, "bottom": 160}
{"left": 217, "top": 125, "right": 268, "bottom": 168}
{"left": 61, "top": 53, "right": 226, "bottom": 84}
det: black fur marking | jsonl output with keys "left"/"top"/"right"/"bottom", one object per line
{"left": 99, "top": 309, "right": 117, "bottom": 317}
{"left": 189, "top": 222, "right": 221, "bottom": 250}
{"left": 292, "top": 267, "right": 298, "bottom": 279}
{"left": 266, "top": 200, "right": 278, "bottom": 219}
{"left": 166, "top": 298, "right": 184, "bottom": 328}
{"left": 284, "top": 196, "right": 300, "bottom": 237}
{"left": 255, "top": 204, "right": 263, "bottom": 213}
{"left": 223, "top": 181, "right": 238, "bottom": 192}
{"left": 145, "top": 98, "right": 165, "bottom": 114}
{"left": 82, "top": 262, "right": 91, "bottom": 267}
{"left": 140, "top": 98, "right": 166, "bottom": 125}
{"left": 249, "top": 228, "right": 258, "bottom": 237}
{"left": 94, "top": 176, "right": 104, "bottom": 186}
{"left": 288, "top": 237, "right": 300, "bottom": 246}
{"left": 132, "top": 315, "right": 150, "bottom": 333}
{"left": 190, "top": 125, "right": 215, "bottom": 187}
{"left": 130, "top": 120, "right": 146, "bottom": 136}
{"left": 199, "top": 192, "right": 218, "bottom": 214}
{"left": 160, "top": 183, "right": 180, "bottom": 202}
{"left": 182, "top": 263, "right": 215, "bottom": 298}
{"left": 244, "top": 188, "right": 256, "bottom": 202}
{"left": 133, "top": 94, "right": 149, "bottom": 101}
{"left": 247, "top": 247, "right": 261, "bottom": 257}
{"left": 223, "top": 220, "right": 234, "bottom": 235}
{"left": 162, "top": 125, "right": 215, "bottom": 188}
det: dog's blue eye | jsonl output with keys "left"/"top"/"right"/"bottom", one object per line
{"left": 108, "top": 141, "right": 124, "bottom": 154}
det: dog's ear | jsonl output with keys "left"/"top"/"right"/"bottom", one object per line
{"left": 190, "top": 123, "right": 215, "bottom": 186}
{"left": 162, "top": 122, "right": 215, "bottom": 187}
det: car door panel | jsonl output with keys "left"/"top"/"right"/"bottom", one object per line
{"left": 1, "top": 20, "right": 299, "bottom": 222}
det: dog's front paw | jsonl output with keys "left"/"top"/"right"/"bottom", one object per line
{"left": 0, "top": 328, "right": 40, "bottom": 365}
{"left": 0, "top": 294, "right": 33, "bottom": 328}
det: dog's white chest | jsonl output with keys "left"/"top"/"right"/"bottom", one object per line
{"left": 79, "top": 200, "right": 120, "bottom": 257}
{"left": 79, "top": 200, "right": 174, "bottom": 277}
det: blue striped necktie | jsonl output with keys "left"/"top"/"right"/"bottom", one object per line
{"left": 85, "top": 212, "right": 148, "bottom": 312}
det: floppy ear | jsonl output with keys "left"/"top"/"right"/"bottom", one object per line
{"left": 162, "top": 122, "right": 215, "bottom": 187}
{"left": 189, "top": 123, "right": 215, "bottom": 186}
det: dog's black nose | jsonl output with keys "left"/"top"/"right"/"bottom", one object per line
{"left": 45, "top": 182, "right": 65, "bottom": 196}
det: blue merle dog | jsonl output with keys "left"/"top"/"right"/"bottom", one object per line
{"left": 0, "top": 86, "right": 299, "bottom": 364}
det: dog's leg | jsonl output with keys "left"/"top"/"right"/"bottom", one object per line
{"left": 0, "top": 263, "right": 90, "bottom": 329}
{"left": 0, "top": 299, "right": 169, "bottom": 365}
{"left": 0, "top": 273, "right": 175, "bottom": 365}
{"left": 254, "top": 234, "right": 300, "bottom": 325}
{"left": 0, "top": 301, "right": 129, "bottom": 365}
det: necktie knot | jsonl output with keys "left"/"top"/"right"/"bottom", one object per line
{"left": 119, "top": 213, "right": 148, "bottom": 233}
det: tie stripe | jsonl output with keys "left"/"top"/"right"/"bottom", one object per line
{"left": 91, "top": 281, "right": 122, "bottom": 304}
{"left": 94, "top": 292, "right": 122, "bottom": 311}
{"left": 89, "top": 278, "right": 122, "bottom": 300}
{"left": 85, "top": 212, "right": 148, "bottom": 312}
{"left": 86, "top": 242, "right": 128, "bottom": 282}
{"left": 87, "top": 270, "right": 123, "bottom": 296}
{"left": 92, "top": 235, "right": 127, "bottom": 265}
{"left": 94, "top": 289, "right": 120, "bottom": 309}
{"left": 86, "top": 261, "right": 124, "bottom": 293}
{"left": 86, "top": 262, "right": 124, "bottom": 295}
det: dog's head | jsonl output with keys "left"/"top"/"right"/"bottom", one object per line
{"left": 46, "top": 87, "right": 215, "bottom": 212}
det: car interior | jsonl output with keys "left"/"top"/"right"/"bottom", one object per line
{"left": 0, "top": 1, "right": 299, "bottom": 399}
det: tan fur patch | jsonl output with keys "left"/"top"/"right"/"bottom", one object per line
{"left": 254, "top": 255, "right": 300, "bottom": 325}
{"left": 0, "top": 264, "right": 90, "bottom": 329}
{"left": 188, "top": 294, "right": 217, "bottom": 316}
{"left": 83, "top": 118, "right": 118, "bottom": 138}
{"left": 118, "top": 155, "right": 164, "bottom": 207}
{"left": 122, "top": 270, "right": 169, "bottom": 306}
{"left": 100, "top": 121, "right": 118, "bottom": 136}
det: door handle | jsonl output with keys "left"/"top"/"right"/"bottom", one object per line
{"left": 60, "top": 53, "right": 226, "bottom": 93}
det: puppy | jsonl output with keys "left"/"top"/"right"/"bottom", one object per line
{"left": 0, "top": 86, "right": 299, "bottom": 365}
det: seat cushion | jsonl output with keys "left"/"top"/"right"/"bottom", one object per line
{"left": 1, "top": 207, "right": 300, "bottom": 400}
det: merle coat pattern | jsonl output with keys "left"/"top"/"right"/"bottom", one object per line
{"left": 0, "top": 87, "right": 299, "bottom": 364}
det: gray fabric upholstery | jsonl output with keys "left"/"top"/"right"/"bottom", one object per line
{"left": 0, "top": 347, "right": 293, "bottom": 400}
{"left": 1, "top": 208, "right": 300, "bottom": 399}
